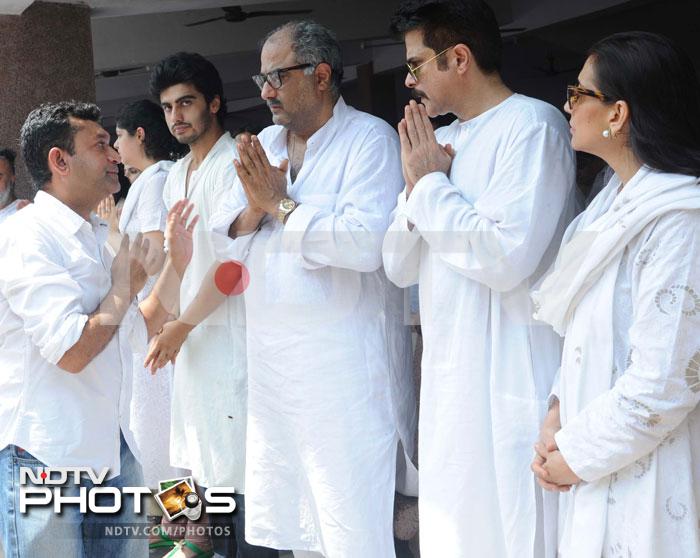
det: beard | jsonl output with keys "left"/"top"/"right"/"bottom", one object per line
{"left": 173, "top": 111, "right": 214, "bottom": 146}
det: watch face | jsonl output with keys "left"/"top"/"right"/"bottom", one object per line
{"left": 281, "top": 199, "right": 295, "bottom": 211}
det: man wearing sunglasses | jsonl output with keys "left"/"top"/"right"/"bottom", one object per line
{"left": 199, "top": 19, "right": 414, "bottom": 558}
{"left": 382, "top": 1, "right": 578, "bottom": 557}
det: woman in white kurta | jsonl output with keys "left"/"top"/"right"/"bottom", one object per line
{"left": 113, "top": 99, "right": 188, "bottom": 486}
{"left": 532, "top": 32, "right": 700, "bottom": 557}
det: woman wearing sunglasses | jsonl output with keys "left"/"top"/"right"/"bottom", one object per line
{"left": 531, "top": 31, "right": 700, "bottom": 557}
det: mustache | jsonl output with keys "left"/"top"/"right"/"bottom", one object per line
{"left": 267, "top": 100, "right": 283, "bottom": 109}
{"left": 411, "top": 90, "right": 427, "bottom": 101}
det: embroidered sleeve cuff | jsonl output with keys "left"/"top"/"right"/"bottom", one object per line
{"left": 554, "top": 425, "right": 601, "bottom": 483}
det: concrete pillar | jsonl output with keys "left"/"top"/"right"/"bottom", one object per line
{"left": 0, "top": 1, "right": 95, "bottom": 199}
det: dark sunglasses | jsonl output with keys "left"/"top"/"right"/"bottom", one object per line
{"left": 567, "top": 85, "right": 611, "bottom": 108}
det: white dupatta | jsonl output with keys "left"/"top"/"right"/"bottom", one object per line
{"left": 532, "top": 166, "right": 700, "bottom": 557}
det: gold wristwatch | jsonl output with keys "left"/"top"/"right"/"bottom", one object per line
{"left": 276, "top": 197, "right": 298, "bottom": 224}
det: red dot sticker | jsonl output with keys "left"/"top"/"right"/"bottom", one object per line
{"left": 214, "top": 261, "right": 249, "bottom": 296}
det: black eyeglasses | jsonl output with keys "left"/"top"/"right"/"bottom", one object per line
{"left": 566, "top": 85, "right": 611, "bottom": 108}
{"left": 252, "top": 63, "right": 315, "bottom": 91}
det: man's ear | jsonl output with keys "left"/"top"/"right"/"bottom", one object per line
{"left": 47, "top": 147, "right": 70, "bottom": 178}
{"left": 452, "top": 43, "right": 472, "bottom": 75}
{"left": 209, "top": 95, "right": 222, "bottom": 118}
{"left": 315, "top": 62, "right": 333, "bottom": 92}
{"left": 136, "top": 126, "right": 146, "bottom": 142}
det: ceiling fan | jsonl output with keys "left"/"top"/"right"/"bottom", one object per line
{"left": 185, "top": 5, "right": 313, "bottom": 27}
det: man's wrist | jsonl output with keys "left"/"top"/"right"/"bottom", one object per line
{"left": 276, "top": 197, "right": 298, "bottom": 224}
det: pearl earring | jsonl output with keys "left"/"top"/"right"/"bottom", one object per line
{"left": 602, "top": 129, "right": 611, "bottom": 138}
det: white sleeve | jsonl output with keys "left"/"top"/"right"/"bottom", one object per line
{"left": 282, "top": 132, "right": 403, "bottom": 272}
{"left": 382, "top": 188, "right": 422, "bottom": 288}
{"left": 0, "top": 235, "right": 88, "bottom": 365}
{"left": 209, "top": 169, "right": 257, "bottom": 263}
{"left": 135, "top": 172, "right": 168, "bottom": 233}
{"left": 555, "top": 211, "right": 700, "bottom": 482}
{"left": 403, "top": 122, "right": 574, "bottom": 292}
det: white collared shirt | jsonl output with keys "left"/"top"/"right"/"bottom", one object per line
{"left": 0, "top": 191, "right": 142, "bottom": 477}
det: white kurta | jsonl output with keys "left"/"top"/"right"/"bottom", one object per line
{"left": 162, "top": 132, "right": 248, "bottom": 490}
{"left": 382, "top": 94, "right": 577, "bottom": 558}
{"left": 540, "top": 169, "right": 700, "bottom": 558}
{"left": 211, "top": 98, "right": 415, "bottom": 557}
{"left": 119, "top": 160, "right": 185, "bottom": 487}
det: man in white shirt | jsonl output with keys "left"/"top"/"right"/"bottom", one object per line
{"left": 148, "top": 51, "right": 277, "bottom": 558}
{"left": 0, "top": 102, "right": 188, "bottom": 557}
{"left": 382, "top": 1, "right": 577, "bottom": 557}
{"left": 148, "top": 22, "right": 415, "bottom": 558}
{"left": 0, "top": 148, "right": 30, "bottom": 225}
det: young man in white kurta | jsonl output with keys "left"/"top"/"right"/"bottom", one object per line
{"left": 158, "top": 104, "right": 247, "bottom": 494}
{"left": 209, "top": 22, "right": 414, "bottom": 558}
{"left": 161, "top": 138, "right": 248, "bottom": 492}
{"left": 383, "top": 3, "right": 577, "bottom": 557}
{"left": 149, "top": 52, "right": 279, "bottom": 558}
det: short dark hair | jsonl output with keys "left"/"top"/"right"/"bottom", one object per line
{"left": 589, "top": 31, "right": 700, "bottom": 177}
{"left": 0, "top": 148, "right": 16, "bottom": 175}
{"left": 262, "top": 20, "right": 344, "bottom": 99}
{"left": 116, "top": 99, "right": 188, "bottom": 161}
{"left": 390, "top": 0, "right": 502, "bottom": 73}
{"left": 20, "top": 101, "right": 101, "bottom": 190}
{"left": 149, "top": 52, "right": 227, "bottom": 127}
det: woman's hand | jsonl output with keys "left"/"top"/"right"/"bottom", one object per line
{"left": 531, "top": 399, "right": 575, "bottom": 492}
{"left": 144, "top": 319, "right": 193, "bottom": 373}
{"left": 166, "top": 199, "right": 199, "bottom": 277}
{"left": 97, "top": 195, "right": 120, "bottom": 233}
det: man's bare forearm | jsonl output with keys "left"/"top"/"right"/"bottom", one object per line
{"left": 57, "top": 286, "right": 133, "bottom": 373}
{"left": 228, "top": 206, "right": 265, "bottom": 238}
